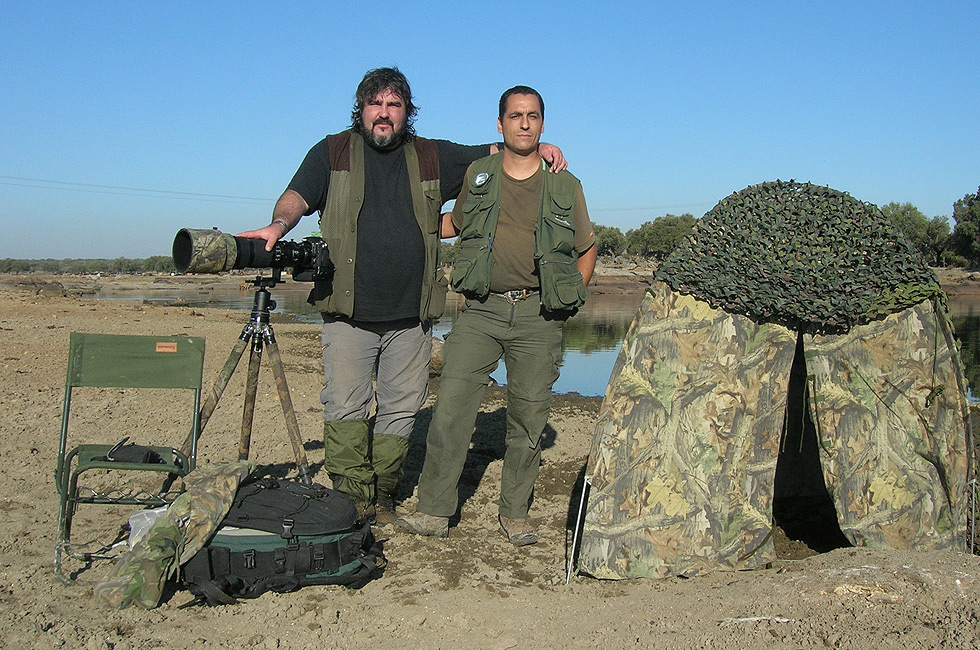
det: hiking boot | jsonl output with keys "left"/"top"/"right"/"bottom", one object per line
{"left": 375, "top": 494, "right": 397, "bottom": 527}
{"left": 354, "top": 500, "right": 376, "bottom": 525}
{"left": 498, "top": 515, "right": 537, "bottom": 546}
{"left": 396, "top": 511, "right": 449, "bottom": 538}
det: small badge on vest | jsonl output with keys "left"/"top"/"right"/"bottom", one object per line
{"left": 474, "top": 172, "right": 490, "bottom": 187}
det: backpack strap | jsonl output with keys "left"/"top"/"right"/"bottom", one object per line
{"left": 180, "top": 577, "right": 241, "bottom": 607}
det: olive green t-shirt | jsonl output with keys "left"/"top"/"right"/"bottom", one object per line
{"left": 451, "top": 164, "right": 594, "bottom": 292}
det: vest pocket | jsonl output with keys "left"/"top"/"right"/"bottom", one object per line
{"left": 538, "top": 254, "right": 588, "bottom": 311}
{"left": 540, "top": 194, "right": 577, "bottom": 255}
{"left": 449, "top": 257, "right": 473, "bottom": 288}
{"left": 423, "top": 188, "right": 442, "bottom": 233}
{"left": 427, "top": 251, "right": 450, "bottom": 317}
{"left": 549, "top": 191, "right": 575, "bottom": 214}
{"left": 459, "top": 195, "right": 494, "bottom": 239}
{"left": 449, "top": 242, "right": 491, "bottom": 295}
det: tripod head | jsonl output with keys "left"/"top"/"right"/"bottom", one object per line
{"left": 245, "top": 267, "right": 282, "bottom": 290}
{"left": 244, "top": 270, "right": 282, "bottom": 326}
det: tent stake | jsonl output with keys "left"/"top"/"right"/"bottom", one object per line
{"left": 566, "top": 475, "right": 592, "bottom": 585}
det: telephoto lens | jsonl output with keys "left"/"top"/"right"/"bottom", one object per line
{"left": 172, "top": 228, "right": 274, "bottom": 273}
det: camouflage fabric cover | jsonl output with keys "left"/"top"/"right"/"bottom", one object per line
{"left": 806, "top": 300, "right": 971, "bottom": 549}
{"left": 94, "top": 460, "right": 255, "bottom": 609}
{"left": 579, "top": 284, "right": 797, "bottom": 578}
{"left": 579, "top": 285, "right": 972, "bottom": 579}
{"left": 655, "top": 181, "right": 943, "bottom": 333}
{"left": 175, "top": 228, "right": 239, "bottom": 274}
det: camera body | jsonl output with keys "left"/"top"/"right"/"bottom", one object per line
{"left": 268, "top": 236, "right": 333, "bottom": 282}
{"left": 172, "top": 228, "right": 333, "bottom": 283}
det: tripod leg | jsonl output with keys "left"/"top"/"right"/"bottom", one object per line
{"left": 239, "top": 339, "right": 262, "bottom": 461}
{"left": 179, "top": 336, "right": 249, "bottom": 457}
{"left": 266, "top": 342, "right": 312, "bottom": 485}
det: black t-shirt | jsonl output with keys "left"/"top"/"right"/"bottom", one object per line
{"left": 286, "top": 135, "right": 486, "bottom": 321}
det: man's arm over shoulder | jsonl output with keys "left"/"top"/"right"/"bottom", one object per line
{"left": 489, "top": 142, "right": 565, "bottom": 172}
{"left": 436, "top": 138, "right": 568, "bottom": 202}
{"left": 435, "top": 140, "right": 491, "bottom": 203}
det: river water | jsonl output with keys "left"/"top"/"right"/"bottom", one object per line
{"left": 89, "top": 283, "right": 642, "bottom": 397}
{"left": 88, "top": 282, "right": 980, "bottom": 398}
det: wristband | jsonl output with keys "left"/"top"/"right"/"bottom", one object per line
{"left": 272, "top": 219, "right": 289, "bottom": 233}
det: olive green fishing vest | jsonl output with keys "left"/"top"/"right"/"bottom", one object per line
{"left": 450, "top": 153, "right": 589, "bottom": 312}
{"left": 307, "top": 131, "right": 448, "bottom": 320}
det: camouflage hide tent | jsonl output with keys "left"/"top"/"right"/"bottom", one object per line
{"left": 575, "top": 181, "right": 974, "bottom": 580}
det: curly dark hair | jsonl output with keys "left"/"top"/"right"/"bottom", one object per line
{"left": 350, "top": 67, "right": 418, "bottom": 140}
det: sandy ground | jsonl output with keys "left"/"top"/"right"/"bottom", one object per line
{"left": 1, "top": 269, "right": 978, "bottom": 650}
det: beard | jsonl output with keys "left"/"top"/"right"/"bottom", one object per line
{"left": 364, "top": 118, "right": 407, "bottom": 151}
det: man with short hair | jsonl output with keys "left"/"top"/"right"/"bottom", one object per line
{"left": 397, "top": 85, "right": 596, "bottom": 544}
{"left": 238, "top": 69, "right": 566, "bottom": 524}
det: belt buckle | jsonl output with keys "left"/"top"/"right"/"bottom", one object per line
{"left": 506, "top": 289, "right": 527, "bottom": 303}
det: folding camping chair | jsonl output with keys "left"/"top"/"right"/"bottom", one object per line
{"left": 54, "top": 332, "right": 206, "bottom": 582}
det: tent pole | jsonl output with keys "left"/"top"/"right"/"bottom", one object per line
{"left": 566, "top": 475, "right": 592, "bottom": 585}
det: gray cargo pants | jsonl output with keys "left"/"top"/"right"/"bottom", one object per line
{"left": 320, "top": 315, "right": 431, "bottom": 436}
{"left": 320, "top": 316, "right": 431, "bottom": 502}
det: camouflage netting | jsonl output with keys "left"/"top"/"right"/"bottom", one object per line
{"left": 655, "top": 180, "right": 943, "bottom": 333}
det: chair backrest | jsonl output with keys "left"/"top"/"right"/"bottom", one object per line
{"left": 59, "top": 332, "right": 207, "bottom": 477}
{"left": 66, "top": 332, "right": 205, "bottom": 390}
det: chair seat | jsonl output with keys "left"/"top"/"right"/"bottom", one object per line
{"left": 64, "top": 443, "right": 190, "bottom": 507}
{"left": 72, "top": 443, "right": 188, "bottom": 473}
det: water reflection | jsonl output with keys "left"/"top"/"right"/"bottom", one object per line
{"left": 93, "top": 281, "right": 322, "bottom": 320}
{"left": 89, "top": 282, "right": 647, "bottom": 396}
{"left": 91, "top": 281, "right": 980, "bottom": 399}
{"left": 951, "top": 316, "right": 980, "bottom": 397}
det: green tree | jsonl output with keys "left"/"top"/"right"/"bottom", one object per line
{"left": 143, "top": 256, "right": 177, "bottom": 273}
{"left": 949, "top": 187, "right": 980, "bottom": 267}
{"left": 881, "top": 202, "right": 929, "bottom": 259}
{"left": 593, "top": 224, "right": 627, "bottom": 257}
{"left": 879, "top": 201, "right": 950, "bottom": 265}
{"left": 923, "top": 216, "right": 951, "bottom": 267}
{"left": 625, "top": 213, "right": 696, "bottom": 259}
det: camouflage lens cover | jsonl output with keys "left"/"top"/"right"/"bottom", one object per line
{"left": 172, "top": 228, "right": 239, "bottom": 274}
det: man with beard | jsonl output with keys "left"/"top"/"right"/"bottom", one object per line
{"left": 238, "top": 68, "right": 566, "bottom": 524}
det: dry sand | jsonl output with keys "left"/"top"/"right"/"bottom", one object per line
{"left": 1, "top": 270, "right": 978, "bottom": 650}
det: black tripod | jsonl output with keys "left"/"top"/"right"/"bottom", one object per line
{"left": 181, "top": 271, "right": 311, "bottom": 484}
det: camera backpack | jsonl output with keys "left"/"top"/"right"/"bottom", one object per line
{"left": 181, "top": 477, "right": 384, "bottom": 606}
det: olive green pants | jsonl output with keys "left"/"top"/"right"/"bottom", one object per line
{"left": 416, "top": 294, "right": 564, "bottom": 518}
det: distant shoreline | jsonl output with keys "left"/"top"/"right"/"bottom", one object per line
{"left": 3, "top": 263, "right": 980, "bottom": 299}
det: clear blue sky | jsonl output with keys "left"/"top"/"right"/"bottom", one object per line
{"left": 1, "top": 1, "right": 977, "bottom": 259}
